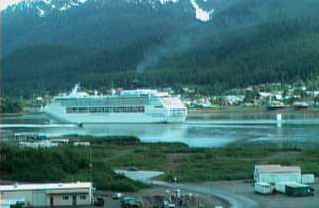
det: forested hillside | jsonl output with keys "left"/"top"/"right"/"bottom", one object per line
{"left": 3, "top": 0, "right": 319, "bottom": 97}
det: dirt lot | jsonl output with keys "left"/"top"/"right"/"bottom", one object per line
{"left": 203, "top": 180, "right": 319, "bottom": 208}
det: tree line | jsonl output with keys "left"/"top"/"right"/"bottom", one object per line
{"left": 3, "top": 15, "right": 319, "bottom": 97}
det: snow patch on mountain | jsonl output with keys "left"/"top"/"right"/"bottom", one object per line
{"left": 2, "top": 0, "right": 215, "bottom": 22}
{"left": 59, "top": 4, "right": 71, "bottom": 11}
{"left": 36, "top": 6, "right": 45, "bottom": 16}
{"left": 42, "top": 0, "right": 52, "bottom": 4}
{"left": 2, "top": 0, "right": 178, "bottom": 13}
{"left": 159, "top": 0, "right": 179, "bottom": 4}
{"left": 2, "top": 0, "right": 90, "bottom": 16}
{"left": 190, "top": 0, "right": 214, "bottom": 22}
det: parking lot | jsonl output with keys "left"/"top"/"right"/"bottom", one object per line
{"left": 93, "top": 187, "right": 223, "bottom": 208}
{"left": 204, "top": 180, "right": 319, "bottom": 208}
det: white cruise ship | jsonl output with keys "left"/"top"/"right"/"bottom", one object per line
{"left": 44, "top": 84, "right": 187, "bottom": 124}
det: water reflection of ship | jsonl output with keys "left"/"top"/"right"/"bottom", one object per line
{"left": 8, "top": 114, "right": 319, "bottom": 148}
{"left": 83, "top": 124, "right": 187, "bottom": 143}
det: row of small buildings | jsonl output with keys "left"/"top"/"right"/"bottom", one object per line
{"left": 254, "top": 165, "right": 315, "bottom": 196}
{"left": 0, "top": 182, "right": 93, "bottom": 207}
{"left": 0, "top": 132, "right": 91, "bottom": 149}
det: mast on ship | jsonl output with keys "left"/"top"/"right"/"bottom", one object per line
{"left": 71, "top": 83, "right": 80, "bottom": 95}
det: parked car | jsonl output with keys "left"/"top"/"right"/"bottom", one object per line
{"left": 10, "top": 201, "right": 26, "bottom": 208}
{"left": 94, "top": 197, "right": 105, "bottom": 207}
{"left": 286, "top": 185, "right": 315, "bottom": 197}
{"left": 254, "top": 182, "right": 274, "bottom": 195}
{"left": 121, "top": 196, "right": 143, "bottom": 208}
{"left": 112, "top": 192, "right": 123, "bottom": 199}
{"left": 162, "top": 200, "right": 175, "bottom": 208}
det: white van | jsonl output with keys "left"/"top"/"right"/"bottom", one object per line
{"left": 254, "top": 182, "right": 273, "bottom": 195}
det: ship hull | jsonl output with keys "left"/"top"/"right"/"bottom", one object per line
{"left": 46, "top": 113, "right": 186, "bottom": 124}
{"left": 44, "top": 104, "right": 187, "bottom": 124}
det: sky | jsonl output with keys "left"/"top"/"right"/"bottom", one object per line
{"left": 0, "top": 0, "right": 24, "bottom": 11}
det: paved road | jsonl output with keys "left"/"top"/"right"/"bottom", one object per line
{"left": 114, "top": 170, "right": 164, "bottom": 182}
{"left": 151, "top": 181, "right": 259, "bottom": 208}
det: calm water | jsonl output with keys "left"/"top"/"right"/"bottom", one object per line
{"left": 1, "top": 112, "right": 319, "bottom": 148}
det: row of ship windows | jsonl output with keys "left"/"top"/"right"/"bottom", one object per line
{"left": 66, "top": 106, "right": 145, "bottom": 113}
{"left": 62, "top": 101, "right": 147, "bottom": 106}
{"left": 170, "top": 112, "right": 186, "bottom": 116}
{"left": 59, "top": 98, "right": 149, "bottom": 105}
{"left": 170, "top": 109, "right": 186, "bottom": 112}
{"left": 169, "top": 109, "right": 186, "bottom": 117}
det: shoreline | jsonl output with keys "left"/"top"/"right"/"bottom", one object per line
{"left": 2, "top": 106, "right": 319, "bottom": 117}
{"left": 2, "top": 110, "right": 319, "bottom": 149}
{"left": 189, "top": 105, "right": 319, "bottom": 113}
{"left": 188, "top": 106, "right": 319, "bottom": 119}
{"left": 0, "top": 112, "right": 26, "bottom": 117}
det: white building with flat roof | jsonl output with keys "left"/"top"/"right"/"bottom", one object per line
{"left": 254, "top": 165, "right": 301, "bottom": 184}
{"left": 0, "top": 182, "right": 93, "bottom": 207}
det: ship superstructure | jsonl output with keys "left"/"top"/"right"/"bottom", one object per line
{"left": 44, "top": 84, "right": 187, "bottom": 124}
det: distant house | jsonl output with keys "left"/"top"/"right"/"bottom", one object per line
{"left": 36, "top": 97, "right": 43, "bottom": 102}
{"left": 0, "top": 130, "right": 14, "bottom": 141}
{"left": 0, "top": 182, "right": 93, "bottom": 207}
{"left": 254, "top": 165, "right": 302, "bottom": 184}
{"left": 19, "top": 140, "right": 59, "bottom": 149}
{"left": 274, "top": 94, "right": 283, "bottom": 101}
{"left": 73, "top": 142, "right": 91, "bottom": 147}
{"left": 259, "top": 92, "right": 273, "bottom": 99}
{"left": 182, "top": 88, "right": 195, "bottom": 93}
{"left": 14, "top": 132, "right": 48, "bottom": 142}
{"left": 50, "top": 138, "right": 70, "bottom": 145}
{"left": 306, "top": 91, "right": 319, "bottom": 97}
{"left": 224, "top": 95, "right": 245, "bottom": 105}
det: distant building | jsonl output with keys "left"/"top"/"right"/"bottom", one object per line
{"left": 254, "top": 165, "right": 301, "bottom": 184}
{"left": 19, "top": 140, "right": 59, "bottom": 149}
{"left": 182, "top": 87, "right": 195, "bottom": 93}
{"left": 50, "top": 138, "right": 70, "bottom": 145}
{"left": 0, "top": 182, "right": 93, "bottom": 207}
{"left": 224, "top": 95, "right": 245, "bottom": 105}
{"left": 259, "top": 92, "right": 273, "bottom": 99}
{"left": 36, "top": 97, "right": 43, "bottom": 102}
{"left": 274, "top": 94, "right": 283, "bottom": 101}
{"left": 14, "top": 132, "right": 48, "bottom": 142}
{"left": 73, "top": 142, "right": 91, "bottom": 147}
{"left": 0, "top": 130, "right": 14, "bottom": 141}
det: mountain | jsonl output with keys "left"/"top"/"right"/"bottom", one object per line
{"left": 3, "top": 0, "right": 319, "bottom": 97}
{"left": 3, "top": 0, "right": 218, "bottom": 55}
